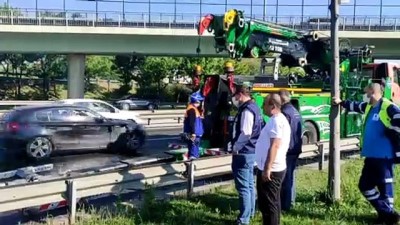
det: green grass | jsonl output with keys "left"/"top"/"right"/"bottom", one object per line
{"left": 68, "top": 159, "right": 400, "bottom": 225}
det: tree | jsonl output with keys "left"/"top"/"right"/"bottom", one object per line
{"left": 7, "top": 54, "right": 42, "bottom": 99}
{"left": 86, "top": 56, "right": 118, "bottom": 92}
{"left": 224, "top": 59, "right": 259, "bottom": 75}
{"left": 0, "top": 3, "right": 22, "bottom": 16}
{"left": 27, "top": 54, "right": 67, "bottom": 99}
{"left": 138, "top": 57, "right": 180, "bottom": 99}
{"left": 176, "top": 57, "right": 225, "bottom": 76}
{"left": 112, "top": 54, "right": 145, "bottom": 93}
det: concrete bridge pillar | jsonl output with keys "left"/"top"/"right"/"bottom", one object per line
{"left": 67, "top": 54, "right": 85, "bottom": 99}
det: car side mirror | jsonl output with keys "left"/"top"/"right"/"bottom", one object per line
{"left": 113, "top": 108, "right": 119, "bottom": 113}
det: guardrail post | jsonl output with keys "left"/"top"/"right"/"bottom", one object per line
{"left": 147, "top": 118, "right": 151, "bottom": 125}
{"left": 66, "top": 180, "right": 77, "bottom": 225}
{"left": 318, "top": 143, "right": 324, "bottom": 171}
{"left": 187, "top": 161, "right": 195, "bottom": 198}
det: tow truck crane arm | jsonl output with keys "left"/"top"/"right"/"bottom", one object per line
{"left": 197, "top": 9, "right": 374, "bottom": 79}
{"left": 198, "top": 9, "right": 321, "bottom": 67}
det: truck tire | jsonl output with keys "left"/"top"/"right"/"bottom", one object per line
{"left": 302, "top": 121, "right": 318, "bottom": 145}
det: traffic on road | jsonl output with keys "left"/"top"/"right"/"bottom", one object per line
{"left": 0, "top": 104, "right": 146, "bottom": 161}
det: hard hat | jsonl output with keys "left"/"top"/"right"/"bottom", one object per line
{"left": 224, "top": 61, "right": 234, "bottom": 72}
{"left": 194, "top": 65, "right": 202, "bottom": 72}
{"left": 190, "top": 91, "right": 204, "bottom": 103}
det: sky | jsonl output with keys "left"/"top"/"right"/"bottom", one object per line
{"left": 2, "top": 0, "right": 400, "bottom": 20}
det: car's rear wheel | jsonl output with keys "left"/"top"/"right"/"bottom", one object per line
{"left": 26, "top": 137, "right": 53, "bottom": 160}
{"left": 148, "top": 103, "right": 155, "bottom": 111}
{"left": 121, "top": 103, "right": 130, "bottom": 110}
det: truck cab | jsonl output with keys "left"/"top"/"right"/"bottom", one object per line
{"left": 361, "top": 62, "right": 400, "bottom": 104}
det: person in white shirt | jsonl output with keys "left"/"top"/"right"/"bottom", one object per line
{"left": 255, "top": 93, "right": 291, "bottom": 225}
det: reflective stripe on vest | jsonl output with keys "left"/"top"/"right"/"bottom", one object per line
{"left": 184, "top": 104, "right": 201, "bottom": 118}
{"left": 360, "top": 98, "right": 392, "bottom": 146}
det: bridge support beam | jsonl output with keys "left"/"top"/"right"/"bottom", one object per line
{"left": 67, "top": 54, "right": 85, "bottom": 99}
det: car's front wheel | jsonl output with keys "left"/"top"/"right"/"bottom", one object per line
{"left": 113, "top": 129, "right": 145, "bottom": 156}
{"left": 26, "top": 136, "right": 53, "bottom": 160}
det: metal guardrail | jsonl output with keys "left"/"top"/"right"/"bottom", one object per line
{"left": 0, "top": 137, "right": 359, "bottom": 221}
{"left": 1, "top": 9, "right": 400, "bottom": 32}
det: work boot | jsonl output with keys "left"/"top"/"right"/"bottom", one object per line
{"left": 383, "top": 211, "right": 400, "bottom": 225}
{"left": 373, "top": 213, "right": 385, "bottom": 225}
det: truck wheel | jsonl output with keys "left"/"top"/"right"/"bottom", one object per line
{"left": 302, "top": 122, "right": 318, "bottom": 145}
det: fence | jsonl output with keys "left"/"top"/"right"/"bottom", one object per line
{"left": 1, "top": 8, "right": 400, "bottom": 32}
{"left": 0, "top": 137, "right": 359, "bottom": 224}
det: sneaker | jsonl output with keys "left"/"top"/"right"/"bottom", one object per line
{"left": 234, "top": 220, "right": 249, "bottom": 225}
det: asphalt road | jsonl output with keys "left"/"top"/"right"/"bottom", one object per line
{"left": 0, "top": 127, "right": 184, "bottom": 225}
{"left": 0, "top": 127, "right": 183, "bottom": 175}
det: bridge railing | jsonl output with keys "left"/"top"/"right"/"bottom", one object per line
{"left": 1, "top": 9, "right": 400, "bottom": 32}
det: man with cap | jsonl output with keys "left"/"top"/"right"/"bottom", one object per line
{"left": 225, "top": 61, "right": 236, "bottom": 93}
{"left": 183, "top": 91, "right": 205, "bottom": 160}
{"left": 230, "top": 84, "right": 263, "bottom": 225}
{"left": 192, "top": 65, "right": 203, "bottom": 91}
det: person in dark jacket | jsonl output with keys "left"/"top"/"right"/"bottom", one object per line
{"left": 183, "top": 91, "right": 204, "bottom": 160}
{"left": 278, "top": 89, "right": 303, "bottom": 212}
{"left": 230, "top": 84, "right": 263, "bottom": 225}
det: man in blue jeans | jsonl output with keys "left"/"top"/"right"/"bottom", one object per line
{"left": 278, "top": 90, "right": 303, "bottom": 212}
{"left": 230, "top": 85, "right": 263, "bottom": 225}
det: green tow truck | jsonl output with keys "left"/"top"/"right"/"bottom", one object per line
{"left": 165, "top": 9, "right": 400, "bottom": 161}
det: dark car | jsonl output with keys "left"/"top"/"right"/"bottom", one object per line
{"left": 0, "top": 104, "right": 146, "bottom": 161}
{"left": 113, "top": 95, "right": 160, "bottom": 111}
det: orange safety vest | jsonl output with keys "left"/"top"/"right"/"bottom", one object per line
{"left": 184, "top": 104, "right": 204, "bottom": 118}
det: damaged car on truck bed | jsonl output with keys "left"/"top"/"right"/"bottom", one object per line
{"left": 0, "top": 104, "right": 146, "bottom": 161}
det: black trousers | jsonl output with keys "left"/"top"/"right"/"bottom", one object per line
{"left": 257, "top": 169, "right": 287, "bottom": 225}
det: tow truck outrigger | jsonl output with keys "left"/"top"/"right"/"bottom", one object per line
{"left": 166, "top": 9, "right": 400, "bottom": 161}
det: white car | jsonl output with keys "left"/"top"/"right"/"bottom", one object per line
{"left": 55, "top": 99, "right": 145, "bottom": 125}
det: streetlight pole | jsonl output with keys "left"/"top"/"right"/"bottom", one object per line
{"left": 301, "top": 0, "right": 304, "bottom": 23}
{"left": 275, "top": 0, "right": 278, "bottom": 23}
{"left": 379, "top": 0, "right": 383, "bottom": 26}
{"left": 353, "top": 0, "right": 356, "bottom": 26}
{"left": 328, "top": 0, "right": 341, "bottom": 201}
{"left": 174, "top": 0, "right": 177, "bottom": 23}
{"left": 95, "top": 0, "right": 98, "bottom": 22}
{"left": 36, "top": 0, "right": 38, "bottom": 19}
{"left": 263, "top": 0, "right": 266, "bottom": 21}
{"left": 122, "top": 0, "right": 125, "bottom": 21}
{"left": 250, "top": 0, "right": 253, "bottom": 18}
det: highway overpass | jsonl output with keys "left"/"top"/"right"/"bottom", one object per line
{"left": 1, "top": 25, "right": 400, "bottom": 59}
{"left": 2, "top": 11, "right": 400, "bottom": 98}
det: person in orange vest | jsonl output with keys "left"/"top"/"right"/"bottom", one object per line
{"left": 183, "top": 91, "right": 205, "bottom": 159}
